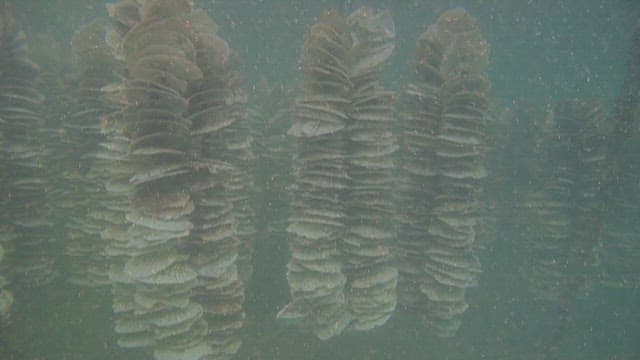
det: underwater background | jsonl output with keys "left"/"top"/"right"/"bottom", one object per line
{"left": 1, "top": 0, "right": 639, "bottom": 359}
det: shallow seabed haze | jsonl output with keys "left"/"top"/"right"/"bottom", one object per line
{"left": 1, "top": 0, "right": 639, "bottom": 359}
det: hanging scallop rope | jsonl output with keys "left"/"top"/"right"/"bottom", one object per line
{"left": 0, "top": 242, "right": 12, "bottom": 326}
{"left": 342, "top": 7, "right": 397, "bottom": 332}
{"left": 0, "top": 242, "right": 14, "bottom": 359}
{"left": 101, "top": 1, "right": 250, "bottom": 358}
{"left": 521, "top": 99, "right": 608, "bottom": 357}
{"left": 280, "top": 9, "right": 353, "bottom": 340}
{"left": 522, "top": 100, "right": 607, "bottom": 303}
{"left": 0, "top": 2, "right": 14, "bottom": 327}
{"left": 600, "top": 21, "right": 640, "bottom": 289}
{"left": 280, "top": 6, "right": 397, "bottom": 339}
{"left": 63, "top": 20, "right": 124, "bottom": 287}
{"left": 100, "top": 0, "right": 143, "bottom": 354}
{"left": 185, "top": 9, "right": 249, "bottom": 359}
{"left": 28, "top": 33, "right": 72, "bottom": 271}
{"left": 0, "top": 0, "right": 58, "bottom": 287}
{"left": 106, "top": 1, "right": 212, "bottom": 358}
{"left": 396, "top": 8, "right": 490, "bottom": 337}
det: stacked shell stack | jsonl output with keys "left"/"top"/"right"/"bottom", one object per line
{"left": 0, "top": 1, "right": 58, "bottom": 287}
{"left": 64, "top": 20, "right": 125, "bottom": 287}
{"left": 27, "top": 33, "right": 69, "bottom": 249}
{"left": 571, "top": 101, "right": 608, "bottom": 294}
{"left": 185, "top": 9, "right": 248, "bottom": 359}
{"left": 396, "top": 8, "right": 490, "bottom": 337}
{"left": 281, "top": 6, "right": 398, "bottom": 339}
{"left": 342, "top": 7, "right": 398, "bottom": 332}
{"left": 106, "top": 0, "right": 214, "bottom": 358}
{"left": 102, "top": 1, "right": 250, "bottom": 358}
{"left": 523, "top": 100, "right": 607, "bottom": 301}
{"left": 0, "top": 65, "right": 12, "bottom": 319}
{"left": 100, "top": 125, "right": 139, "bottom": 340}
{"left": 600, "top": 22, "right": 640, "bottom": 289}
{"left": 100, "top": 1, "right": 142, "bottom": 351}
{"left": 600, "top": 171, "right": 640, "bottom": 289}
{"left": 187, "top": 10, "right": 255, "bottom": 286}
{"left": 280, "top": 9, "right": 353, "bottom": 340}
{"left": 600, "top": 124, "right": 640, "bottom": 288}
{"left": 0, "top": 7, "right": 10, "bottom": 320}
{"left": 0, "top": 243, "right": 13, "bottom": 326}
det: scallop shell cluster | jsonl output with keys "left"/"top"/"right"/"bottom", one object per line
{"left": 522, "top": 99, "right": 608, "bottom": 301}
{"left": 280, "top": 7, "right": 398, "bottom": 340}
{"left": 0, "top": 243, "right": 13, "bottom": 324}
{"left": 97, "top": 1, "right": 249, "bottom": 359}
{"left": 396, "top": 8, "right": 490, "bottom": 337}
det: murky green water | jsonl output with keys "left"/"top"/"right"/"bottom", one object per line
{"left": 1, "top": 1, "right": 639, "bottom": 359}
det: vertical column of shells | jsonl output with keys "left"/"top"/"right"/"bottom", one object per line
{"left": 0, "top": 235, "right": 12, "bottom": 360}
{"left": 523, "top": 100, "right": 607, "bottom": 301}
{"left": 188, "top": 11, "right": 255, "bottom": 287}
{"left": 0, "top": 242, "right": 12, "bottom": 328}
{"left": 280, "top": 10, "right": 352, "bottom": 340}
{"left": 112, "top": 1, "right": 213, "bottom": 358}
{"left": 185, "top": 10, "right": 247, "bottom": 359}
{"left": 521, "top": 112, "right": 572, "bottom": 302}
{"left": 0, "top": 25, "right": 11, "bottom": 333}
{"left": 397, "top": 8, "right": 489, "bottom": 337}
{"left": 100, "top": 0, "right": 142, "bottom": 351}
{"left": 600, "top": 23, "right": 640, "bottom": 289}
{"left": 341, "top": 7, "right": 397, "bottom": 332}
{"left": 0, "top": 111, "right": 10, "bottom": 320}
{"left": 28, "top": 35, "right": 68, "bottom": 251}
{"left": 0, "top": 1, "right": 58, "bottom": 287}
{"left": 0, "top": 14, "right": 16, "bottom": 314}
{"left": 63, "top": 20, "right": 124, "bottom": 287}
{"left": 0, "top": 2, "right": 13, "bottom": 314}
{"left": 211, "top": 75, "right": 254, "bottom": 288}
{"left": 600, "top": 141, "right": 640, "bottom": 288}
{"left": 571, "top": 102, "right": 608, "bottom": 293}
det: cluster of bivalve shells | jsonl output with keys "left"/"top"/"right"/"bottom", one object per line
{"left": 280, "top": 9, "right": 353, "bottom": 340}
{"left": 522, "top": 99, "right": 607, "bottom": 302}
{"left": 280, "top": 6, "right": 397, "bottom": 340}
{"left": 0, "top": 1, "right": 58, "bottom": 287}
{"left": 112, "top": 1, "right": 209, "bottom": 357}
{"left": 63, "top": 19, "right": 125, "bottom": 288}
{"left": 186, "top": 15, "right": 255, "bottom": 285}
{"left": 600, "top": 191, "right": 640, "bottom": 289}
{"left": 0, "top": 243, "right": 13, "bottom": 324}
{"left": 600, "top": 22, "right": 640, "bottom": 290}
{"left": 185, "top": 7, "right": 249, "bottom": 358}
{"left": 396, "top": 8, "right": 489, "bottom": 337}
{"left": 97, "top": 1, "right": 249, "bottom": 359}
{"left": 0, "top": 3, "right": 11, "bottom": 310}
{"left": 341, "top": 7, "right": 398, "bottom": 332}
